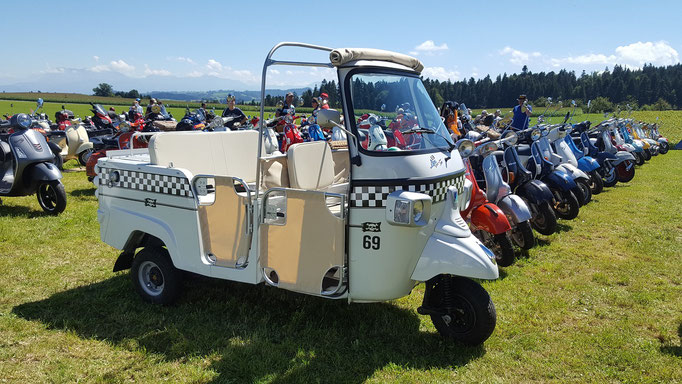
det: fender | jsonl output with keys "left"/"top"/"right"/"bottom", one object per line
{"left": 470, "top": 203, "right": 511, "bottom": 235}
{"left": 26, "top": 162, "right": 61, "bottom": 182}
{"left": 577, "top": 157, "right": 600, "bottom": 173}
{"left": 411, "top": 232, "right": 498, "bottom": 282}
{"left": 496, "top": 194, "right": 532, "bottom": 224}
{"left": 76, "top": 141, "right": 94, "bottom": 154}
{"left": 545, "top": 169, "right": 577, "bottom": 191}
{"left": 612, "top": 151, "right": 635, "bottom": 165}
{"left": 516, "top": 179, "right": 554, "bottom": 205}
{"left": 556, "top": 163, "right": 590, "bottom": 182}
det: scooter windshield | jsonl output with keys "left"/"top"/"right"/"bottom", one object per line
{"left": 93, "top": 104, "right": 106, "bottom": 116}
{"left": 348, "top": 72, "right": 453, "bottom": 153}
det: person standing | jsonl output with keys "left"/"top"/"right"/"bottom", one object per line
{"left": 320, "top": 92, "right": 330, "bottom": 109}
{"left": 511, "top": 94, "right": 533, "bottom": 130}
{"left": 221, "top": 95, "right": 247, "bottom": 130}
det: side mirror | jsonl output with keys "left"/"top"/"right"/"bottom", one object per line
{"left": 587, "top": 100, "right": 591, "bottom": 108}
{"left": 316, "top": 108, "right": 342, "bottom": 129}
{"left": 381, "top": 104, "right": 386, "bottom": 112}
{"left": 571, "top": 100, "right": 576, "bottom": 107}
{"left": 37, "top": 98, "right": 44, "bottom": 109}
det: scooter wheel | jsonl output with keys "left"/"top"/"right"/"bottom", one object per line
{"left": 425, "top": 275, "right": 496, "bottom": 346}
{"left": 659, "top": 142, "right": 669, "bottom": 154}
{"left": 78, "top": 149, "right": 93, "bottom": 166}
{"left": 37, "top": 180, "right": 67, "bottom": 215}
{"left": 131, "top": 247, "right": 182, "bottom": 305}
{"left": 511, "top": 220, "right": 535, "bottom": 250}
{"left": 571, "top": 185, "right": 586, "bottom": 207}
{"left": 531, "top": 201, "right": 557, "bottom": 236}
{"left": 577, "top": 179, "right": 592, "bottom": 205}
{"left": 635, "top": 152, "right": 645, "bottom": 166}
{"left": 616, "top": 160, "right": 635, "bottom": 183}
{"left": 643, "top": 149, "right": 651, "bottom": 161}
{"left": 589, "top": 170, "right": 604, "bottom": 195}
{"left": 602, "top": 167, "right": 618, "bottom": 188}
{"left": 492, "top": 233, "right": 515, "bottom": 267}
{"left": 553, "top": 190, "right": 579, "bottom": 220}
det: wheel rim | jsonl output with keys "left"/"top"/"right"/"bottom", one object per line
{"left": 80, "top": 149, "right": 93, "bottom": 163}
{"left": 138, "top": 260, "right": 165, "bottom": 296}
{"left": 534, "top": 207, "right": 547, "bottom": 229}
{"left": 441, "top": 295, "right": 476, "bottom": 333}
{"left": 603, "top": 167, "right": 616, "bottom": 183}
{"left": 37, "top": 183, "right": 58, "bottom": 211}
{"left": 553, "top": 191, "right": 569, "bottom": 215}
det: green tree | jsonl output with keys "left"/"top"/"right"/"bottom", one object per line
{"left": 93, "top": 83, "right": 114, "bottom": 97}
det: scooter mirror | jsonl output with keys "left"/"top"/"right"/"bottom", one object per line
{"left": 571, "top": 100, "right": 576, "bottom": 107}
{"left": 381, "top": 104, "right": 386, "bottom": 112}
{"left": 316, "top": 108, "right": 341, "bottom": 129}
{"left": 455, "top": 139, "right": 474, "bottom": 158}
{"left": 587, "top": 100, "right": 591, "bottom": 108}
{"left": 37, "top": 98, "right": 43, "bottom": 109}
{"left": 541, "top": 129, "right": 549, "bottom": 137}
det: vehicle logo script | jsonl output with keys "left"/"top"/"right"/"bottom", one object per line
{"left": 429, "top": 154, "right": 443, "bottom": 169}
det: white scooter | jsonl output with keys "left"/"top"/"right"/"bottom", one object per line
{"left": 49, "top": 116, "right": 94, "bottom": 169}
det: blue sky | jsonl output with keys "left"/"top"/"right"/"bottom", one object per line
{"left": 1, "top": 0, "right": 681, "bottom": 92}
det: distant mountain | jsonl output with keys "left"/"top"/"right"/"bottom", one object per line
{"left": 148, "top": 88, "right": 312, "bottom": 102}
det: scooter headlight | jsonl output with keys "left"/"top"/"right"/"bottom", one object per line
{"left": 530, "top": 129, "right": 541, "bottom": 141}
{"left": 456, "top": 139, "right": 475, "bottom": 158}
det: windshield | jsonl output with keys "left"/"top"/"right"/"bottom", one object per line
{"left": 348, "top": 72, "right": 453, "bottom": 153}
{"left": 93, "top": 104, "right": 105, "bottom": 116}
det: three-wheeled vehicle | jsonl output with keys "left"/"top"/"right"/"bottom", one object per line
{"left": 95, "top": 43, "right": 500, "bottom": 345}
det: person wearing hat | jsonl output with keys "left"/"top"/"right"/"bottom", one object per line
{"left": 222, "top": 95, "right": 247, "bottom": 130}
{"left": 276, "top": 92, "right": 295, "bottom": 118}
{"left": 320, "top": 92, "right": 330, "bottom": 109}
{"left": 311, "top": 97, "right": 321, "bottom": 115}
{"left": 473, "top": 109, "right": 488, "bottom": 125}
{"left": 511, "top": 94, "right": 532, "bottom": 130}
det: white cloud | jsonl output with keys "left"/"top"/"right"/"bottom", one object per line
{"left": 422, "top": 67, "right": 460, "bottom": 81}
{"left": 206, "top": 59, "right": 223, "bottom": 72}
{"left": 89, "top": 59, "right": 136, "bottom": 75}
{"left": 499, "top": 46, "right": 541, "bottom": 66}
{"left": 171, "top": 56, "right": 195, "bottom": 64}
{"left": 186, "top": 71, "right": 203, "bottom": 78}
{"left": 89, "top": 64, "right": 110, "bottom": 73}
{"left": 93, "top": 56, "right": 99, "bottom": 62}
{"left": 415, "top": 40, "right": 448, "bottom": 52}
{"left": 144, "top": 65, "right": 171, "bottom": 76}
{"left": 615, "top": 41, "right": 679, "bottom": 66}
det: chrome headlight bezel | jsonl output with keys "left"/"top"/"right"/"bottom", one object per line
{"left": 386, "top": 191, "right": 431, "bottom": 227}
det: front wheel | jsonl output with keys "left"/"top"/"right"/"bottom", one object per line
{"left": 424, "top": 275, "right": 496, "bottom": 346}
{"left": 531, "top": 201, "right": 557, "bottom": 236}
{"left": 659, "top": 141, "right": 669, "bottom": 154}
{"left": 589, "top": 170, "right": 604, "bottom": 195}
{"left": 492, "top": 233, "right": 515, "bottom": 267}
{"left": 511, "top": 220, "right": 535, "bottom": 249}
{"left": 602, "top": 166, "right": 618, "bottom": 188}
{"left": 78, "top": 148, "right": 93, "bottom": 166}
{"left": 577, "top": 179, "right": 592, "bottom": 205}
{"left": 37, "top": 180, "right": 67, "bottom": 215}
{"left": 634, "top": 151, "right": 645, "bottom": 166}
{"left": 642, "top": 149, "right": 651, "bottom": 161}
{"left": 131, "top": 247, "right": 182, "bottom": 305}
{"left": 553, "top": 189, "right": 579, "bottom": 220}
{"left": 616, "top": 160, "right": 635, "bottom": 183}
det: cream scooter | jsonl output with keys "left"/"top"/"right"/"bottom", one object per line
{"left": 49, "top": 113, "right": 94, "bottom": 168}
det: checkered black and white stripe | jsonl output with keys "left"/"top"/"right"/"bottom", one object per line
{"left": 350, "top": 173, "right": 465, "bottom": 208}
{"left": 99, "top": 168, "right": 193, "bottom": 197}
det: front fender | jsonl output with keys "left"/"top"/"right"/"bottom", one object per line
{"left": 471, "top": 203, "right": 511, "bottom": 235}
{"left": 411, "top": 232, "right": 498, "bottom": 282}
{"left": 577, "top": 157, "right": 600, "bottom": 172}
{"left": 614, "top": 151, "right": 636, "bottom": 164}
{"left": 27, "top": 162, "right": 62, "bottom": 182}
{"left": 556, "top": 163, "right": 590, "bottom": 182}
{"left": 516, "top": 180, "right": 554, "bottom": 205}
{"left": 546, "top": 170, "right": 577, "bottom": 191}
{"left": 497, "top": 194, "right": 532, "bottom": 224}
{"left": 77, "top": 141, "right": 94, "bottom": 154}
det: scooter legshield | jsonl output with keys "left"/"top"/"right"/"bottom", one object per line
{"left": 516, "top": 179, "right": 555, "bottom": 205}
{"left": 24, "top": 162, "right": 62, "bottom": 192}
{"left": 471, "top": 203, "right": 512, "bottom": 235}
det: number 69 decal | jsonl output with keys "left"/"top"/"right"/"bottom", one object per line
{"left": 363, "top": 235, "right": 380, "bottom": 250}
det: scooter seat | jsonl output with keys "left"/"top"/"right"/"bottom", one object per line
{"left": 516, "top": 144, "right": 531, "bottom": 156}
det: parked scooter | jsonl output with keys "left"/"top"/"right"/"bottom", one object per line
{"left": 585, "top": 119, "right": 636, "bottom": 185}
{"left": 647, "top": 119, "right": 669, "bottom": 154}
{"left": 48, "top": 108, "right": 94, "bottom": 168}
{"left": 0, "top": 113, "right": 66, "bottom": 214}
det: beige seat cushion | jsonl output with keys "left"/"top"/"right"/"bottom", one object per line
{"left": 287, "top": 141, "right": 335, "bottom": 190}
{"left": 149, "top": 130, "right": 259, "bottom": 183}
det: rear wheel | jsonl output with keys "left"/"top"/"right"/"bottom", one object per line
{"left": 616, "top": 160, "right": 635, "bottom": 183}
{"left": 511, "top": 220, "right": 535, "bottom": 249}
{"left": 602, "top": 166, "right": 618, "bottom": 188}
{"left": 37, "top": 180, "right": 67, "bottom": 215}
{"left": 531, "top": 201, "right": 557, "bottom": 236}
{"left": 577, "top": 179, "right": 592, "bottom": 205}
{"left": 553, "top": 190, "right": 579, "bottom": 220}
{"left": 588, "top": 170, "right": 604, "bottom": 195}
{"left": 424, "top": 275, "right": 496, "bottom": 346}
{"left": 131, "top": 247, "right": 182, "bottom": 305}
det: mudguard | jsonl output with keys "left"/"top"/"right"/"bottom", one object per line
{"left": 577, "top": 157, "right": 600, "bottom": 173}
{"left": 545, "top": 169, "right": 577, "bottom": 191}
{"left": 516, "top": 179, "right": 554, "bottom": 205}
{"left": 496, "top": 194, "right": 532, "bottom": 224}
{"left": 77, "top": 141, "right": 94, "bottom": 154}
{"left": 27, "top": 162, "right": 62, "bottom": 182}
{"left": 411, "top": 232, "right": 499, "bottom": 281}
{"left": 613, "top": 151, "right": 635, "bottom": 164}
{"left": 556, "top": 163, "right": 590, "bottom": 182}
{"left": 471, "top": 203, "right": 511, "bottom": 235}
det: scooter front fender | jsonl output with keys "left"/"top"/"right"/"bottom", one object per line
{"left": 27, "top": 161, "right": 62, "bottom": 182}
{"left": 545, "top": 169, "right": 577, "bottom": 191}
{"left": 497, "top": 194, "right": 532, "bottom": 224}
{"left": 612, "top": 151, "right": 635, "bottom": 164}
{"left": 77, "top": 141, "right": 94, "bottom": 154}
{"left": 556, "top": 163, "right": 590, "bottom": 182}
{"left": 516, "top": 179, "right": 554, "bottom": 205}
{"left": 471, "top": 203, "right": 511, "bottom": 235}
{"left": 577, "top": 157, "right": 600, "bottom": 172}
{"left": 411, "top": 232, "right": 498, "bottom": 282}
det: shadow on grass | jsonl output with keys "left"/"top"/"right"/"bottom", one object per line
{"left": 0, "top": 202, "right": 46, "bottom": 218}
{"left": 70, "top": 187, "right": 96, "bottom": 197}
{"left": 660, "top": 322, "right": 682, "bottom": 357}
{"left": 13, "top": 275, "right": 486, "bottom": 383}
{"left": 555, "top": 222, "right": 573, "bottom": 233}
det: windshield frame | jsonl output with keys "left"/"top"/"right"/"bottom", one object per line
{"left": 343, "top": 67, "right": 453, "bottom": 157}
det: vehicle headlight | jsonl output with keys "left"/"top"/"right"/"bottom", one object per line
{"left": 531, "top": 129, "right": 541, "bottom": 141}
{"left": 456, "top": 139, "right": 474, "bottom": 158}
{"left": 18, "top": 114, "right": 31, "bottom": 128}
{"left": 386, "top": 191, "right": 431, "bottom": 227}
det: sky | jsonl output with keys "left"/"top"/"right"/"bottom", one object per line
{"left": 1, "top": 0, "right": 681, "bottom": 93}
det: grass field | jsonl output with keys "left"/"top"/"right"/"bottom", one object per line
{"left": 0, "top": 143, "right": 680, "bottom": 381}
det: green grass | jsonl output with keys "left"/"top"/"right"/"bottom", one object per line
{"left": 1, "top": 133, "right": 681, "bottom": 382}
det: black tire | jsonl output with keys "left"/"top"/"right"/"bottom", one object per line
{"left": 589, "top": 170, "right": 604, "bottom": 195}
{"left": 616, "top": 160, "right": 635, "bottom": 183}
{"left": 531, "top": 201, "right": 557, "bottom": 236}
{"left": 577, "top": 179, "right": 592, "bottom": 205}
{"left": 571, "top": 185, "right": 586, "bottom": 207}
{"left": 642, "top": 149, "right": 651, "bottom": 161}
{"left": 511, "top": 220, "right": 535, "bottom": 249}
{"left": 36, "top": 180, "right": 67, "bottom": 215}
{"left": 659, "top": 142, "right": 669, "bottom": 154}
{"left": 634, "top": 151, "right": 645, "bottom": 166}
{"left": 602, "top": 166, "right": 618, "bottom": 188}
{"left": 131, "top": 247, "right": 182, "bottom": 305}
{"left": 426, "top": 275, "right": 496, "bottom": 346}
{"left": 78, "top": 148, "right": 93, "bottom": 166}
{"left": 553, "top": 189, "right": 579, "bottom": 220}
{"left": 492, "top": 233, "right": 515, "bottom": 267}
